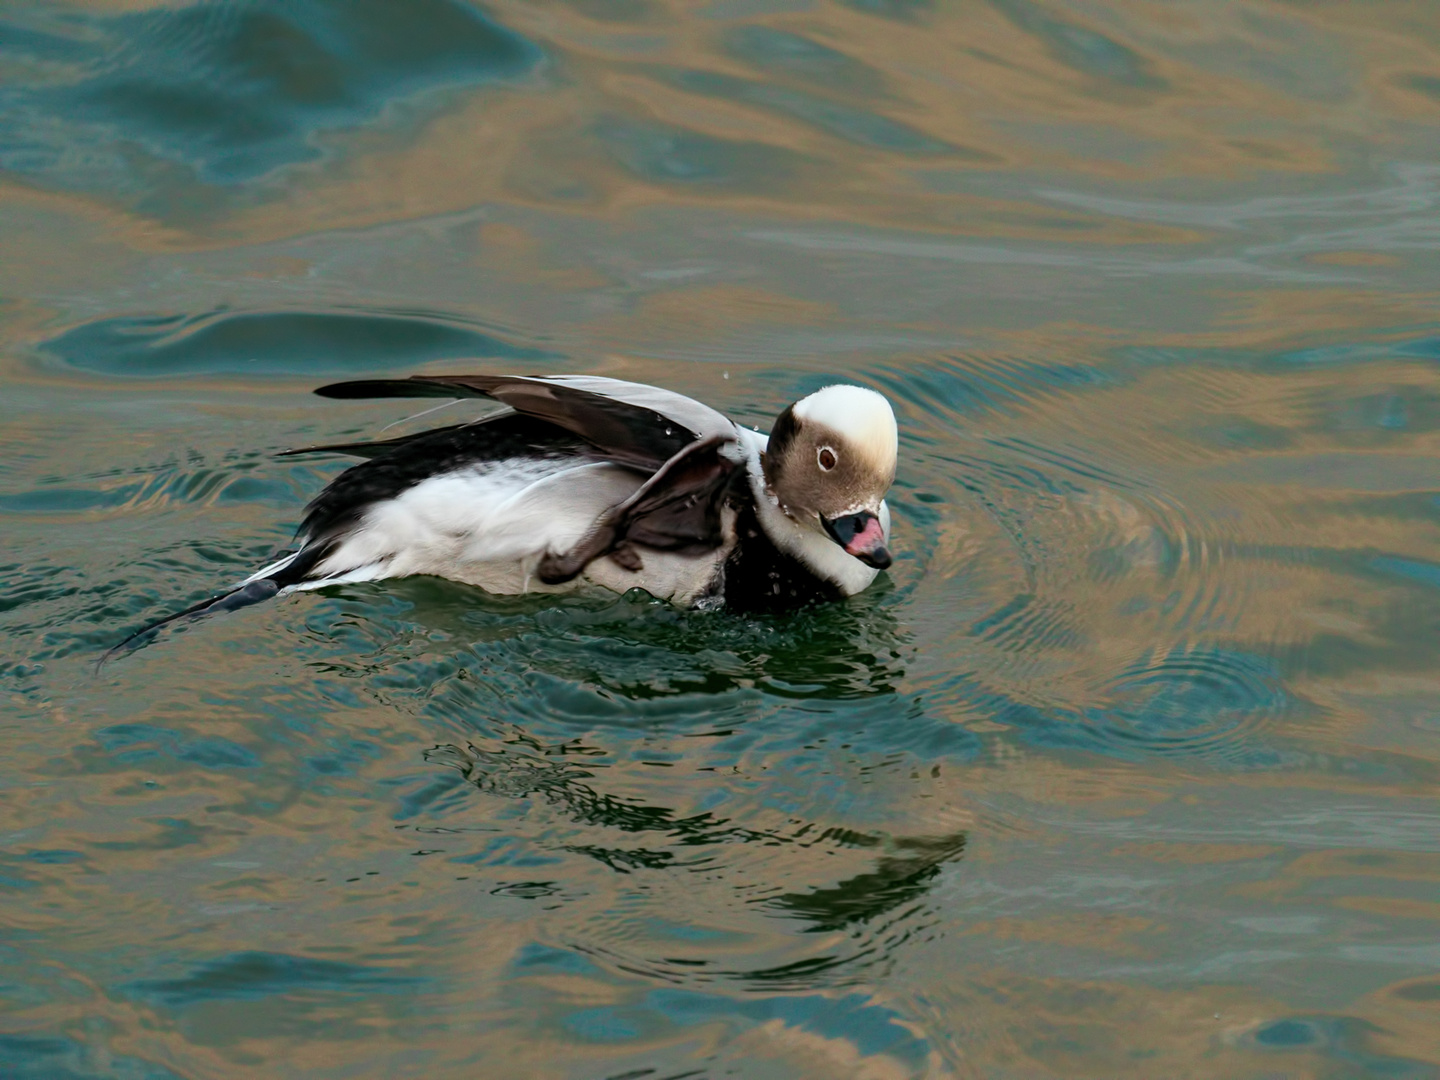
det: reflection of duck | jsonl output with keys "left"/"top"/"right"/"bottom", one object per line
{"left": 426, "top": 737, "right": 965, "bottom": 985}
{"left": 356, "top": 576, "right": 910, "bottom": 704}
{"left": 112, "top": 374, "right": 899, "bottom": 654}
{"left": 768, "top": 832, "right": 967, "bottom": 933}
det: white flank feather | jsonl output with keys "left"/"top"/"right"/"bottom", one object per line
{"left": 307, "top": 457, "right": 645, "bottom": 589}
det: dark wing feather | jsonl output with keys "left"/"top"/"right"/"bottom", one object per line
{"left": 278, "top": 422, "right": 474, "bottom": 460}
{"left": 538, "top": 434, "right": 738, "bottom": 584}
{"left": 313, "top": 374, "right": 734, "bottom": 471}
{"left": 312, "top": 379, "right": 468, "bottom": 399}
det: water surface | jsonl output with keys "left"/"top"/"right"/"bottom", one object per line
{"left": 3, "top": 1, "right": 1440, "bottom": 1076}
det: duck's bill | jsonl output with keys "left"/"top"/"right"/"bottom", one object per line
{"left": 822, "top": 511, "right": 892, "bottom": 570}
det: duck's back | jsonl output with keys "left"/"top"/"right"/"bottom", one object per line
{"left": 261, "top": 416, "right": 637, "bottom": 596}
{"left": 109, "top": 375, "right": 762, "bottom": 656}
{"left": 246, "top": 388, "right": 745, "bottom": 604}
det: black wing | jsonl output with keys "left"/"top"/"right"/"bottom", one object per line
{"left": 313, "top": 373, "right": 735, "bottom": 472}
{"left": 536, "top": 434, "right": 739, "bottom": 584}
{"left": 279, "top": 422, "right": 474, "bottom": 460}
{"left": 106, "top": 377, "right": 745, "bottom": 657}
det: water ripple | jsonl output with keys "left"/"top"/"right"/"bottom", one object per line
{"left": 0, "top": 0, "right": 540, "bottom": 206}
{"left": 427, "top": 737, "right": 966, "bottom": 990}
{"left": 41, "top": 308, "right": 554, "bottom": 378}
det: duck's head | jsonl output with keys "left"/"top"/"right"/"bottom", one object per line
{"left": 763, "top": 384, "right": 898, "bottom": 570}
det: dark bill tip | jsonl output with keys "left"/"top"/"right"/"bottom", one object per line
{"left": 822, "top": 510, "right": 891, "bottom": 570}
{"left": 857, "top": 545, "right": 892, "bottom": 570}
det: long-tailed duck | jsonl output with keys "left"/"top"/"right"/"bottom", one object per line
{"left": 111, "top": 373, "right": 898, "bottom": 653}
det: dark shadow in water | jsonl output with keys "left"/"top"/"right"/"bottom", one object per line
{"left": 0, "top": 0, "right": 539, "bottom": 204}
{"left": 723, "top": 26, "right": 887, "bottom": 97}
{"left": 130, "top": 951, "right": 425, "bottom": 1007}
{"left": 659, "top": 68, "right": 954, "bottom": 157}
{"left": 427, "top": 739, "right": 796, "bottom": 850}
{"left": 361, "top": 577, "right": 913, "bottom": 704}
{"left": 1245, "top": 1014, "right": 1438, "bottom": 1079}
{"left": 426, "top": 739, "right": 964, "bottom": 905}
{"left": 0, "top": 1034, "right": 186, "bottom": 1080}
{"left": 769, "top": 832, "right": 966, "bottom": 932}
{"left": 594, "top": 115, "right": 816, "bottom": 189}
{"left": 92, "top": 722, "right": 260, "bottom": 771}
{"left": 555, "top": 0, "right": 659, "bottom": 23}
{"left": 428, "top": 737, "right": 966, "bottom": 986}
{"left": 988, "top": 0, "right": 1165, "bottom": 91}
{"left": 504, "top": 951, "right": 936, "bottom": 1066}
{"left": 40, "top": 308, "right": 554, "bottom": 378}
{"left": 834, "top": 0, "right": 935, "bottom": 22}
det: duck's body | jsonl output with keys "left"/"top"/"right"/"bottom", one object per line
{"left": 112, "top": 373, "right": 898, "bottom": 653}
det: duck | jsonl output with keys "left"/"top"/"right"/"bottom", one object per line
{"left": 110, "top": 372, "right": 898, "bottom": 654}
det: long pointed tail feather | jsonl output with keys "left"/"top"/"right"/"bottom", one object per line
{"left": 102, "top": 545, "right": 331, "bottom": 664}
{"left": 102, "top": 580, "right": 282, "bottom": 663}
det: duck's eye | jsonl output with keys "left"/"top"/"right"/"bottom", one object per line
{"left": 817, "top": 447, "right": 837, "bottom": 471}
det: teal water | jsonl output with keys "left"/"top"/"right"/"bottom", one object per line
{"left": 3, "top": 1, "right": 1440, "bottom": 1076}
